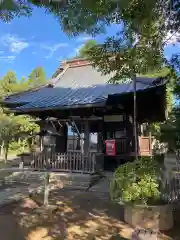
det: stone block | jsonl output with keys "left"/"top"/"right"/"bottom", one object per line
{"left": 124, "top": 204, "right": 173, "bottom": 231}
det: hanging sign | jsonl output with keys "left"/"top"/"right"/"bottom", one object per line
{"left": 104, "top": 115, "right": 124, "bottom": 122}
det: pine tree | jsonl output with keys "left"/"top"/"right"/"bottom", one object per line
{"left": 28, "top": 67, "right": 47, "bottom": 88}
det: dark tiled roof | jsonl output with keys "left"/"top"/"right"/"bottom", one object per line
{"left": 3, "top": 85, "right": 53, "bottom": 104}
{"left": 3, "top": 59, "right": 160, "bottom": 105}
{"left": 13, "top": 77, "right": 166, "bottom": 112}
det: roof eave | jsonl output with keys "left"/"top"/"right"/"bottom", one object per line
{"left": 11, "top": 102, "right": 106, "bottom": 114}
{"left": 3, "top": 83, "right": 54, "bottom": 103}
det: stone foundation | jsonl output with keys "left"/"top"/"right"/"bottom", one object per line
{"left": 124, "top": 204, "right": 173, "bottom": 231}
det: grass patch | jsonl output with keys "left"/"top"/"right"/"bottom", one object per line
{"left": 0, "top": 160, "right": 14, "bottom": 181}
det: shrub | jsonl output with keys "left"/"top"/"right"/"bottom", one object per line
{"left": 9, "top": 140, "right": 28, "bottom": 154}
{"left": 110, "top": 157, "right": 161, "bottom": 205}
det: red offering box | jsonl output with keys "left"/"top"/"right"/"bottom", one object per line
{"left": 105, "top": 139, "right": 116, "bottom": 156}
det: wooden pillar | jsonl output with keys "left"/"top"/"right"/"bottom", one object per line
{"left": 84, "top": 120, "right": 90, "bottom": 156}
{"left": 39, "top": 121, "right": 44, "bottom": 151}
{"left": 97, "top": 133, "right": 103, "bottom": 152}
{"left": 80, "top": 123, "right": 84, "bottom": 154}
{"left": 55, "top": 123, "right": 67, "bottom": 153}
{"left": 83, "top": 120, "right": 90, "bottom": 172}
{"left": 40, "top": 136, "right": 43, "bottom": 151}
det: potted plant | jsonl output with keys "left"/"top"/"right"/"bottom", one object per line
{"left": 110, "top": 157, "right": 173, "bottom": 231}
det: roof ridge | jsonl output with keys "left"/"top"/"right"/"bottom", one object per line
{"left": 69, "top": 62, "right": 92, "bottom": 68}
{"left": 51, "top": 65, "right": 69, "bottom": 86}
{"left": 61, "top": 58, "right": 91, "bottom": 68}
{"left": 61, "top": 57, "right": 88, "bottom": 64}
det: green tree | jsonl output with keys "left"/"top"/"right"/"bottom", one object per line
{"left": 0, "top": 70, "right": 17, "bottom": 93}
{"left": 0, "top": 71, "right": 30, "bottom": 96}
{"left": 31, "top": 0, "right": 179, "bottom": 38}
{"left": 0, "top": 113, "right": 39, "bottom": 161}
{"left": 0, "top": 0, "right": 31, "bottom": 22}
{"left": 0, "top": 69, "right": 40, "bottom": 160}
{"left": 28, "top": 67, "right": 47, "bottom": 88}
{"left": 78, "top": 40, "right": 97, "bottom": 58}
{"left": 1, "top": 1, "right": 179, "bottom": 79}
{"left": 14, "top": 76, "right": 29, "bottom": 92}
{"left": 141, "top": 67, "right": 177, "bottom": 149}
{"left": 31, "top": 0, "right": 179, "bottom": 80}
{"left": 17, "top": 115, "right": 39, "bottom": 150}
{"left": 20, "top": 76, "right": 26, "bottom": 83}
{"left": 0, "top": 114, "right": 21, "bottom": 162}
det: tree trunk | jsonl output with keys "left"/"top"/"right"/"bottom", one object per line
{"left": 27, "top": 138, "right": 32, "bottom": 151}
{"left": 76, "top": 136, "right": 80, "bottom": 150}
{"left": 21, "top": 140, "right": 25, "bottom": 152}
{"left": 0, "top": 141, "right": 4, "bottom": 157}
{"left": 4, "top": 141, "right": 9, "bottom": 164}
{"left": 44, "top": 171, "right": 50, "bottom": 206}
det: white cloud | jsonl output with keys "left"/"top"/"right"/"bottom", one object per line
{"left": 41, "top": 43, "right": 68, "bottom": 59}
{"left": 67, "top": 44, "right": 84, "bottom": 59}
{"left": 76, "top": 36, "right": 92, "bottom": 43}
{"left": 0, "top": 33, "right": 69, "bottom": 61}
{"left": 164, "top": 31, "right": 180, "bottom": 45}
{"left": 56, "top": 56, "right": 63, "bottom": 62}
{"left": 0, "top": 55, "right": 16, "bottom": 63}
{"left": 0, "top": 34, "right": 29, "bottom": 53}
{"left": 75, "top": 44, "right": 84, "bottom": 55}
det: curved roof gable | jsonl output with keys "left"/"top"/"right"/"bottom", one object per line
{"left": 52, "top": 59, "right": 161, "bottom": 88}
{"left": 53, "top": 64, "right": 114, "bottom": 88}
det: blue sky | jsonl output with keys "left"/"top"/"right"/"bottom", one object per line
{"left": 0, "top": 6, "right": 179, "bottom": 81}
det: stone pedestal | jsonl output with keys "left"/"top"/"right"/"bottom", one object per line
{"left": 124, "top": 204, "right": 173, "bottom": 231}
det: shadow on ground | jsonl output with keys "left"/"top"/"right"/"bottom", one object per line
{"left": 0, "top": 189, "right": 180, "bottom": 239}
{"left": 19, "top": 190, "right": 132, "bottom": 240}
{"left": 0, "top": 202, "right": 25, "bottom": 240}
{"left": 0, "top": 189, "right": 132, "bottom": 240}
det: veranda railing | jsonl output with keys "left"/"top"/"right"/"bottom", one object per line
{"left": 31, "top": 150, "right": 97, "bottom": 173}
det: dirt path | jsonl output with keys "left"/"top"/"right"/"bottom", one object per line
{"left": 0, "top": 203, "right": 25, "bottom": 240}
{"left": 0, "top": 190, "right": 178, "bottom": 239}
{"left": 0, "top": 192, "right": 133, "bottom": 240}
